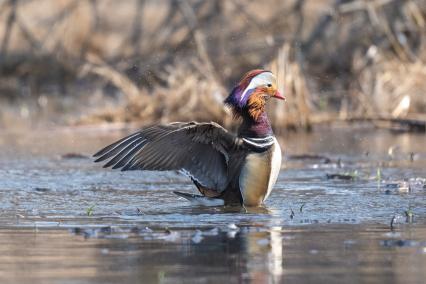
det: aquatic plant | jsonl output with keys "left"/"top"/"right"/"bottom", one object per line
{"left": 377, "top": 167, "right": 382, "bottom": 189}
{"left": 86, "top": 205, "right": 95, "bottom": 216}
{"left": 405, "top": 208, "right": 414, "bottom": 223}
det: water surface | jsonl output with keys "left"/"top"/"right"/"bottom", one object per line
{"left": 0, "top": 126, "right": 425, "bottom": 283}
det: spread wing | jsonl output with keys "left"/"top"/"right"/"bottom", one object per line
{"left": 93, "top": 122, "right": 242, "bottom": 192}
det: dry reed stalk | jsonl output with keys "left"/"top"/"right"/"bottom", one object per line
{"left": 1, "top": 0, "right": 425, "bottom": 129}
{"left": 268, "top": 44, "right": 312, "bottom": 131}
{"left": 77, "top": 61, "right": 229, "bottom": 126}
{"left": 350, "top": 45, "right": 425, "bottom": 118}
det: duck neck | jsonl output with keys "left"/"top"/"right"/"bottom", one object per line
{"left": 238, "top": 111, "right": 273, "bottom": 138}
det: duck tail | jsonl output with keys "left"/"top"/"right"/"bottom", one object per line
{"left": 173, "top": 191, "right": 224, "bottom": 207}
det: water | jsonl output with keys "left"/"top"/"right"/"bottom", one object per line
{"left": 0, "top": 125, "right": 425, "bottom": 283}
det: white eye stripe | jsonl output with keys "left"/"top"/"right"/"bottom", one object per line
{"left": 240, "top": 72, "right": 276, "bottom": 102}
{"left": 250, "top": 77, "right": 271, "bottom": 86}
{"left": 240, "top": 87, "right": 254, "bottom": 102}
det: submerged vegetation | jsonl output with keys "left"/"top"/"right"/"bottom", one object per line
{"left": 0, "top": 0, "right": 425, "bottom": 129}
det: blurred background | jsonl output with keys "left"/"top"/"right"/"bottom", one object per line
{"left": 0, "top": 0, "right": 425, "bottom": 131}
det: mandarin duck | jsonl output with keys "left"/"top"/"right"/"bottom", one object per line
{"left": 94, "top": 69, "right": 285, "bottom": 207}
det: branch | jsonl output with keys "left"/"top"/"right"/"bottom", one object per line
{"left": 0, "top": 0, "right": 17, "bottom": 66}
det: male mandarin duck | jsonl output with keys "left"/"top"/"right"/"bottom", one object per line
{"left": 94, "top": 69, "right": 285, "bottom": 207}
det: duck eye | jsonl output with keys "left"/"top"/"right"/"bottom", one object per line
{"left": 267, "top": 84, "right": 272, "bottom": 88}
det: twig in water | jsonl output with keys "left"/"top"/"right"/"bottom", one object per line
{"left": 390, "top": 215, "right": 396, "bottom": 230}
{"left": 410, "top": 152, "right": 415, "bottom": 162}
{"left": 290, "top": 208, "right": 295, "bottom": 219}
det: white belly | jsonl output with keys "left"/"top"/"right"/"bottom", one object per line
{"left": 239, "top": 138, "right": 282, "bottom": 206}
{"left": 265, "top": 139, "right": 282, "bottom": 200}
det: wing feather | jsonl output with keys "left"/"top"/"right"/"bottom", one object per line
{"left": 111, "top": 139, "right": 147, "bottom": 169}
{"left": 94, "top": 133, "right": 143, "bottom": 162}
{"left": 94, "top": 122, "right": 241, "bottom": 192}
{"left": 102, "top": 137, "right": 146, "bottom": 168}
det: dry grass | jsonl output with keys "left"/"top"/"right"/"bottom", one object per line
{"left": 0, "top": 0, "right": 425, "bottom": 129}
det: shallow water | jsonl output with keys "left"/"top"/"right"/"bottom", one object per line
{"left": 0, "top": 126, "right": 425, "bottom": 283}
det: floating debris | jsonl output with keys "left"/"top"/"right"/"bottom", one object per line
{"left": 157, "top": 229, "right": 181, "bottom": 242}
{"left": 60, "top": 153, "right": 89, "bottom": 159}
{"left": 130, "top": 227, "right": 140, "bottom": 234}
{"left": 191, "top": 230, "right": 203, "bottom": 243}
{"left": 384, "top": 180, "right": 417, "bottom": 193}
{"left": 409, "top": 178, "right": 426, "bottom": 191}
{"left": 390, "top": 215, "right": 396, "bottom": 230}
{"left": 70, "top": 227, "right": 83, "bottom": 235}
{"left": 203, "top": 227, "right": 219, "bottom": 236}
{"left": 385, "top": 183, "right": 399, "bottom": 189}
{"left": 227, "top": 223, "right": 239, "bottom": 231}
{"left": 99, "top": 226, "right": 112, "bottom": 234}
{"left": 227, "top": 231, "right": 238, "bottom": 239}
{"left": 388, "top": 145, "right": 400, "bottom": 158}
{"left": 34, "top": 187, "right": 51, "bottom": 192}
{"left": 299, "top": 203, "right": 306, "bottom": 213}
{"left": 70, "top": 226, "right": 133, "bottom": 239}
{"left": 290, "top": 208, "right": 295, "bottom": 219}
{"left": 389, "top": 214, "right": 406, "bottom": 230}
{"left": 287, "top": 154, "right": 331, "bottom": 163}
{"left": 398, "top": 182, "right": 410, "bottom": 193}
{"left": 70, "top": 228, "right": 98, "bottom": 239}
{"left": 141, "top": 226, "right": 153, "bottom": 233}
{"left": 225, "top": 223, "right": 239, "bottom": 238}
{"left": 326, "top": 173, "right": 356, "bottom": 180}
{"left": 380, "top": 239, "right": 419, "bottom": 248}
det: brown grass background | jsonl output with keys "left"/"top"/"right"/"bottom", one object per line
{"left": 0, "top": 0, "right": 425, "bottom": 130}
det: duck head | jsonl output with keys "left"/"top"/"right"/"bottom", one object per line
{"left": 224, "top": 69, "right": 285, "bottom": 120}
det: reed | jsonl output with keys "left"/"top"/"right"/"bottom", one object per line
{"left": 0, "top": 0, "right": 425, "bottom": 129}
